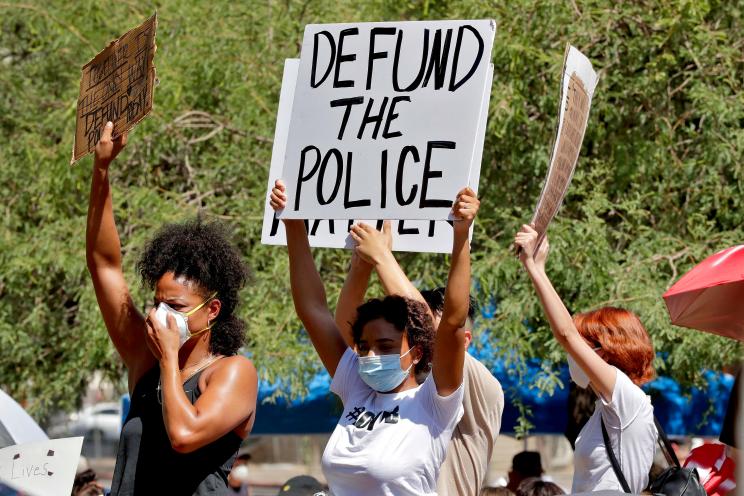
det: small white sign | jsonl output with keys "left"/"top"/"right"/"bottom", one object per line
{"left": 279, "top": 20, "right": 496, "bottom": 220}
{"left": 0, "top": 437, "right": 83, "bottom": 496}
{"left": 262, "top": 59, "right": 492, "bottom": 253}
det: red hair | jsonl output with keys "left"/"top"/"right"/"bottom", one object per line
{"left": 573, "top": 307, "right": 655, "bottom": 385}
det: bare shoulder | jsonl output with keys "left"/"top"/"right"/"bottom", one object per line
{"left": 219, "top": 355, "right": 257, "bottom": 376}
{"left": 205, "top": 355, "right": 258, "bottom": 386}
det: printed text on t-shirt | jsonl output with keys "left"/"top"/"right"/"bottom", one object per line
{"left": 345, "top": 405, "right": 400, "bottom": 431}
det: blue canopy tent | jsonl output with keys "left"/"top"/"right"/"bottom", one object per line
{"left": 251, "top": 345, "right": 734, "bottom": 436}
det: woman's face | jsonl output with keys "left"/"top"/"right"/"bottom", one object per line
{"left": 153, "top": 272, "right": 220, "bottom": 332}
{"left": 356, "top": 318, "right": 420, "bottom": 371}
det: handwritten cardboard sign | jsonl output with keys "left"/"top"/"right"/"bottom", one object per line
{"left": 278, "top": 20, "right": 495, "bottom": 221}
{"left": 262, "top": 59, "right": 492, "bottom": 253}
{"left": 0, "top": 437, "right": 83, "bottom": 496}
{"left": 71, "top": 14, "right": 157, "bottom": 164}
{"left": 530, "top": 45, "right": 599, "bottom": 254}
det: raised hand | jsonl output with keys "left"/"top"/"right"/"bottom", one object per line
{"left": 144, "top": 308, "right": 181, "bottom": 365}
{"left": 514, "top": 223, "right": 548, "bottom": 270}
{"left": 349, "top": 221, "right": 393, "bottom": 265}
{"left": 269, "top": 179, "right": 287, "bottom": 211}
{"left": 94, "top": 121, "right": 128, "bottom": 168}
{"left": 451, "top": 187, "right": 480, "bottom": 233}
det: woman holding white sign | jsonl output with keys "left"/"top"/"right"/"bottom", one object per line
{"left": 86, "top": 122, "right": 258, "bottom": 495}
{"left": 270, "top": 179, "right": 476, "bottom": 496}
{"left": 514, "top": 224, "right": 656, "bottom": 494}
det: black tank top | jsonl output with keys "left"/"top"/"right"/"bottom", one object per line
{"left": 110, "top": 366, "right": 243, "bottom": 495}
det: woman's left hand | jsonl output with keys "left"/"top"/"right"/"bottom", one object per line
{"left": 145, "top": 308, "right": 181, "bottom": 365}
{"left": 451, "top": 187, "right": 480, "bottom": 233}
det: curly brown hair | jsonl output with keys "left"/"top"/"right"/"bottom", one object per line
{"left": 351, "top": 295, "right": 435, "bottom": 376}
{"left": 137, "top": 219, "right": 250, "bottom": 356}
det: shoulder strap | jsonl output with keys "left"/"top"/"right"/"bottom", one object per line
{"left": 601, "top": 417, "right": 632, "bottom": 494}
{"left": 654, "top": 416, "right": 681, "bottom": 468}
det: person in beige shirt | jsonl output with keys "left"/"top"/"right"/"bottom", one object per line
{"left": 335, "top": 222, "right": 504, "bottom": 496}
{"left": 421, "top": 288, "right": 505, "bottom": 496}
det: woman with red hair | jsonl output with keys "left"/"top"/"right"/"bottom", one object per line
{"left": 515, "top": 225, "right": 656, "bottom": 493}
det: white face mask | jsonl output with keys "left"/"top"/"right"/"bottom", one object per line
{"left": 567, "top": 355, "right": 591, "bottom": 388}
{"left": 230, "top": 463, "right": 250, "bottom": 483}
{"left": 154, "top": 292, "right": 217, "bottom": 347}
{"left": 567, "top": 347, "right": 601, "bottom": 389}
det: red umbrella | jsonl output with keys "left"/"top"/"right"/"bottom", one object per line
{"left": 663, "top": 245, "right": 744, "bottom": 341}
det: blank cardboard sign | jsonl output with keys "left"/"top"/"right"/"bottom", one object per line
{"left": 530, "top": 44, "right": 599, "bottom": 254}
{"left": 71, "top": 14, "right": 157, "bottom": 164}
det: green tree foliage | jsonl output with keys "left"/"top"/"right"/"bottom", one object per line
{"left": 0, "top": 1, "right": 742, "bottom": 429}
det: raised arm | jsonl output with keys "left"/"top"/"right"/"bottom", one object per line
{"left": 430, "top": 187, "right": 477, "bottom": 396}
{"left": 350, "top": 221, "right": 428, "bottom": 307}
{"left": 270, "top": 180, "right": 347, "bottom": 376}
{"left": 86, "top": 122, "right": 154, "bottom": 390}
{"left": 334, "top": 252, "right": 373, "bottom": 347}
{"left": 514, "top": 224, "right": 616, "bottom": 401}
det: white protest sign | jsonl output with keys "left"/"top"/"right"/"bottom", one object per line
{"left": 262, "top": 59, "right": 493, "bottom": 253}
{"left": 0, "top": 437, "right": 83, "bottom": 496}
{"left": 279, "top": 20, "right": 496, "bottom": 221}
{"left": 530, "top": 45, "right": 599, "bottom": 253}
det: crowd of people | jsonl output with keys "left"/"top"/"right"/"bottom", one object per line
{"left": 82, "top": 122, "right": 735, "bottom": 496}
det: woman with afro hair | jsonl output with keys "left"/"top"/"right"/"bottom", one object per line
{"left": 86, "top": 123, "right": 257, "bottom": 495}
{"left": 270, "top": 179, "right": 477, "bottom": 496}
{"left": 514, "top": 224, "right": 656, "bottom": 494}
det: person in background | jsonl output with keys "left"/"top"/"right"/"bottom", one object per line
{"left": 71, "top": 457, "right": 104, "bottom": 496}
{"left": 228, "top": 449, "right": 252, "bottom": 495}
{"left": 719, "top": 367, "right": 740, "bottom": 453}
{"left": 507, "top": 451, "right": 544, "bottom": 493}
{"left": 515, "top": 224, "right": 656, "bottom": 493}
{"left": 276, "top": 475, "right": 326, "bottom": 495}
{"left": 564, "top": 383, "right": 596, "bottom": 450}
{"left": 515, "top": 478, "right": 565, "bottom": 496}
{"left": 481, "top": 486, "right": 516, "bottom": 496}
{"left": 86, "top": 122, "right": 258, "bottom": 495}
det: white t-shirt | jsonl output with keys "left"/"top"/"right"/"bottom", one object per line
{"left": 321, "top": 348, "right": 464, "bottom": 496}
{"left": 572, "top": 367, "right": 657, "bottom": 493}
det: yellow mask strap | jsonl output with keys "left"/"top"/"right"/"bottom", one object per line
{"left": 188, "top": 321, "right": 214, "bottom": 339}
{"left": 184, "top": 291, "right": 218, "bottom": 317}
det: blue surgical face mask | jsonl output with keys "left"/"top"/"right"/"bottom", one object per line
{"left": 358, "top": 348, "right": 414, "bottom": 393}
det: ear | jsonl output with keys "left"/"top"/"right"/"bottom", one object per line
{"left": 464, "top": 329, "right": 472, "bottom": 347}
{"left": 207, "top": 298, "right": 222, "bottom": 322}
{"left": 411, "top": 344, "right": 423, "bottom": 364}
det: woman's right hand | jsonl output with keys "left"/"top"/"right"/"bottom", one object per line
{"left": 514, "top": 224, "right": 549, "bottom": 271}
{"left": 94, "top": 121, "right": 127, "bottom": 168}
{"left": 349, "top": 221, "right": 393, "bottom": 266}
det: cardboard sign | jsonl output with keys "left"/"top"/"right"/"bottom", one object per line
{"left": 0, "top": 437, "right": 83, "bottom": 496}
{"left": 262, "top": 59, "right": 492, "bottom": 253}
{"left": 530, "top": 45, "right": 599, "bottom": 254}
{"left": 279, "top": 20, "right": 496, "bottom": 220}
{"left": 71, "top": 14, "right": 157, "bottom": 164}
